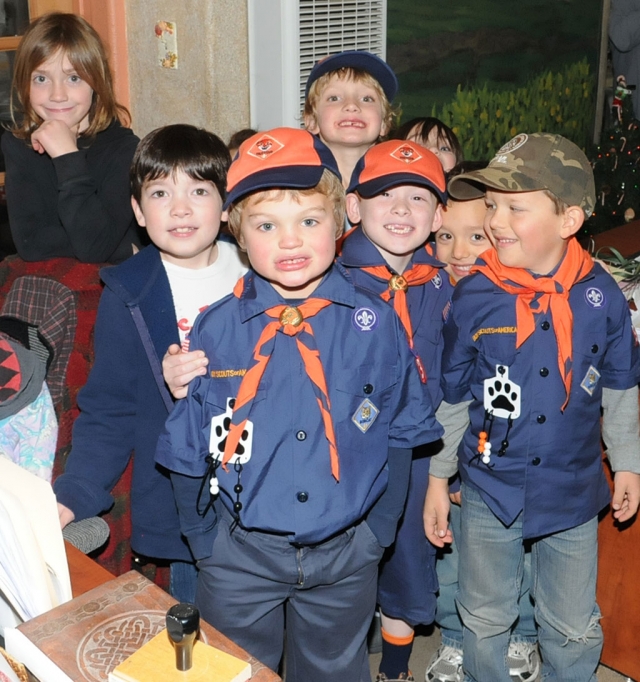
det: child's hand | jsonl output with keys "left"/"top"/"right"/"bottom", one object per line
{"left": 612, "top": 471, "right": 640, "bottom": 522}
{"left": 31, "top": 119, "right": 79, "bottom": 158}
{"left": 57, "top": 502, "right": 75, "bottom": 529}
{"left": 163, "top": 344, "right": 208, "bottom": 399}
{"left": 423, "top": 475, "right": 453, "bottom": 547}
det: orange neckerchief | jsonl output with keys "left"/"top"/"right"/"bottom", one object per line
{"left": 360, "top": 260, "right": 440, "bottom": 382}
{"left": 223, "top": 278, "right": 339, "bottom": 480}
{"left": 472, "top": 239, "right": 594, "bottom": 410}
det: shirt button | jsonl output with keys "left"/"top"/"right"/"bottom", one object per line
{"left": 537, "top": 415, "right": 546, "bottom": 424}
{"left": 363, "top": 383, "right": 374, "bottom": 394}
{"left": 539, "top": 367, "right": 549, "bottom": 377}
{"left": 591, "top": 344, "right": 599, "bottom": 353}
{"left": 296, "top": 491, "right": 309, "bottom": 503}
{"left": 296, "top": 430, "right": 307, "bottom": 441}
{"left": 532, "top": 457, "right": 541, "bottom": 466}
{"left": 541, "top": 321, "right": 550, "bottom": 331}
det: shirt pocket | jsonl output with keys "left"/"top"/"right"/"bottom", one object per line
{"left": 333, "top": 365, "right": 397, "bottom": 443}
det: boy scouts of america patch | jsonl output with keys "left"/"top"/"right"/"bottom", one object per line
{"left": 353, "top": 307, "right": 378, "bottom": 331}
{"left": 352, "top": 398, "right": 380, "bottom": 433}
{"left": 581, "top": 365, "right": 601, "bottom": 396}
{"left": 247, "top": 134, "right": 285, "bottom": 160}
{"left": 390, "top": 143, "right": 422, "bottom": 164}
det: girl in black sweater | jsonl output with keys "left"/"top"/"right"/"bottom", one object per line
{"left": 3, "top": 12, "right": 140, "bottom": 263}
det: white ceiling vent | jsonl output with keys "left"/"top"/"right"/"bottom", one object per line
{"left": 248, "top": 0, "right": 387, "bottom": 130}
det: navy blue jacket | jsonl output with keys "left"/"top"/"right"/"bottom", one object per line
{"left": 54, "top": 245, "right": 192, "bottom": 561}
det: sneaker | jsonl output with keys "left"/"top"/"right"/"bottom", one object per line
{"left": 507, "top": 641, "right": 541, "bottom": 682}
{"left": 376, "top": 674, "right": 415, "bottom": 681}
{"left": 425, "top": 645, "right": 463, "bottom": 682}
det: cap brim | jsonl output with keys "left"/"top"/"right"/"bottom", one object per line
{"left": 352, "top": 173, "right": 447, "bottom": 203}
{"left": 448, "top": 167, "right": 544, "bottom": 200}
{"left": 223, "top": 166, "right": 327, "bottom": 209}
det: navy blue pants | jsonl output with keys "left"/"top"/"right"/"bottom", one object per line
{"left": 377, "top": 454, "right": 438, "bottom": 626}
{"left": 196, "top": 509, "right": 384, "bottom": 682}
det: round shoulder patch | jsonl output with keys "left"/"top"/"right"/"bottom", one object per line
{"left": 431, "top": 272, "right": 443, "bottom": 290}
{"left": 497, "top": 133, "right": 528, "bottom": 156}
{"left": 585, "top": 287, "right": 605, "bottom": 308}
{"left": 352, "top": 307, "right": 379, "bottom": 332}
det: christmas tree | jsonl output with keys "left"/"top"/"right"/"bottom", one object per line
{"left": 583, "top": 76, "right": 640, "bottom": 238}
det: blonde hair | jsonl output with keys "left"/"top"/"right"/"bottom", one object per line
{"left": 10, "top": 12, "right": 130, "bottom": 140}
{"left": 304, "top": 68, "right": 395, "bottom": 137}
{"left": 227, "top": 169, "right": 345, "bottom": 242}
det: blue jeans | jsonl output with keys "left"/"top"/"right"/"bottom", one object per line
{"left": 435, "top": 501, "right": 537, "bottom": 649}
{"left": 458, "top": 483, "right": 601, "bottom": 682}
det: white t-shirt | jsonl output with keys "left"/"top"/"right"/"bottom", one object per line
{"left": 163, "top": 239, "right": 249, "bottom": 351}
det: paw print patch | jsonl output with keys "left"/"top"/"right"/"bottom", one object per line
{"left": 483, "top": 365, "right": 521, "bottom": 420}
{"left": 209, "top": 397, "right": 253, "bottom": 464}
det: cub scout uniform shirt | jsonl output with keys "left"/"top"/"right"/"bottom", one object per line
{"left": 442, "top": 262, "right": 640, "bottom": 538}
{"left": 156, "top": 263, "right": 442, "bottom": 547}
{"left": 339, "top": 226, "right": 452, "bottom": 409}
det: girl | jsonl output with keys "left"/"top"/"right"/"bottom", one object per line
{"left": 2, "top": 12, "right": 140, "bottom": 263}
{"left": 395, "top": 117, "right": 463, "bottom": 173}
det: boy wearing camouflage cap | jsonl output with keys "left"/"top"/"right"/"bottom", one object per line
{"left": 423, "top": 132, "right": 640, "bottom": 681}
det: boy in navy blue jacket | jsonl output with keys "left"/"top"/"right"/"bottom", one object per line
{"left": 156, "top": 127, "right": 442, "bottom": 682}
{"left": 54, "top": 125, "right": 247, "bottom": 601}
{"left": 425, "top": 133, "right": 640, "bottom": 681}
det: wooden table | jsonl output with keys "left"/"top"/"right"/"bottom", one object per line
{"left": 63, "top": 543, "right": 281, "bottom": 681}
{"left": 589, "top": 219, "right": 640, "bottom": 258}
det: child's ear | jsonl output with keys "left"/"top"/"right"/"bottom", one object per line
{"left": 431, "top": 204, "right": 444, "bottom": 233}
{"left": 560, "top": 205, "right": 584, "bottom": 239}
{"left": 131, "top": 197, "right": 146, "bottom": 227}
{"left": 304, "top": 113, "right": 319, "bottom": 135}
{"left": 345, "top": 193, "right": 362, "bottom": 224}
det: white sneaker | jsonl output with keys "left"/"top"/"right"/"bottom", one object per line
{"left": 507, "top": 641, "right": 541, "bottom": 682}
{"left": 425, "top": 645, "right": 463, "bottom": 682}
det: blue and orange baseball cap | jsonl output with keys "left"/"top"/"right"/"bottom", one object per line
{"left": 347, "top": 140, "right": 447, "bottom": 202}
{"left": 305, "top": 50, "right": 398, "bottom": 102}
{"left": 224, "top": 128, "right": 341, "bottom": 209}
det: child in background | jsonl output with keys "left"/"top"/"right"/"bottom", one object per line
{"left": 394, "top": 117, "right": 463, "bottom": 174}
{"left": 426, "top": 162, "right": 540, "bottom": 682}
{"left": 425, "top": 133, "right": 640, "bottom": 681}
{"left": 54, "top": 125, "right": 247, "bottom": 603}
{"left": 163, "top": 50, "right": 399, "bottom": 393}
{"left": 156, "top": 127, "right": 443, "bottom": 682}
{"left": 304, "top": 50, "right": 397, "bottom": 185}
{"left": 227, "top": 128, "right": 257, "bottom": 159}
{"left": 340, "top": 139, "right": 452, "bottom": 682}
{"left": 3, "top": 12, "right": 140, "bottom": 263}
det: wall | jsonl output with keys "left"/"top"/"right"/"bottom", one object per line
{"left": 125, "top": 0, "right": 250, "bottom": 142}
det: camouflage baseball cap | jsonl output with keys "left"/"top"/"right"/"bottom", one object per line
{"left": 447, "top": 133, "right": 595, "bottom": 217}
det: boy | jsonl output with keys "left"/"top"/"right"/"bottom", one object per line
{"left": 427, "top": 174, "right": 539, "bottom": 682}
{"left": 54, "top": 124, "right": 247, "bottom": 602}
{"left": 161, "top": 51, "right": 396, "bottom": 392}
{"left": 304, "top": 50, "right": 397, "bottom": 185}
{"left": 340, "top": 139, "right": 451, "bottom": 681}
{"left": 424, "top": 133, "right": 640, "bottom": 681}
{"left": 155, "top": 127, "right": 443, "bottom": 682}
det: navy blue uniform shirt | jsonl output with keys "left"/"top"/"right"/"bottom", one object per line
{"left": 157, "top": 263, "right": 442, "bottom": 548}
{"left": 442, "top": 259, "right": 640, "bottom": 538}
{"left": 339, "top": 226, "right": 452, "bottom": 409}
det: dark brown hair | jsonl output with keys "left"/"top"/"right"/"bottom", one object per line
{"left": 394, "top": 117, "right": 464, "bottom": 165}
{"left": 130, "top": 124, "right": 230, "bottom": 203}
{"left": 10, "top": 12, "right": 130, "bottom": 140}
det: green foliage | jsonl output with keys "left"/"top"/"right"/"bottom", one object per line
{"left": 595, "top": 247, "right": 640, "bottom": 287}
{"left": 430, "top": 60, "right": 594, "bottom": 160}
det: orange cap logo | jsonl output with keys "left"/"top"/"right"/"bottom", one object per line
{"left": 247, "top": 134, "right": 285, "bottom": 160}
{"left": 390, "top": 144, "right": 422, "bottom": 164}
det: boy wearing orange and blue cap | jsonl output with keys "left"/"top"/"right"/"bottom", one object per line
{"left": 340, "top": 140, "right": 458, "bottom": 681}
{"left": 156, "top": 128, "right": 442, "bottom": 682}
